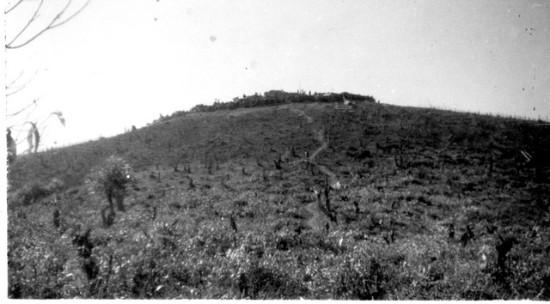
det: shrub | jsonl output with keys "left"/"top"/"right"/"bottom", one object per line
{"left": 14, "top": 177, "right": 65, "bottom": 206}
{"left": 87, "top": 156, "right": 135, "bottom": 212}
{"left": 238, "top": 264, "right": 308, "bottom": 299}
{"left": 334, "top": 257, "right": 387, "bottom": 300}
{"left": 16, "top": 182, "right": 51, "bottom": 205}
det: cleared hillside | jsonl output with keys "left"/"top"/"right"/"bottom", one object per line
{"left": 7, "top": 100, "right": 550, "bottom": 299}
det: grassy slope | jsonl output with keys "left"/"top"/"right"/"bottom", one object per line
{"left": 7, "top": 101, "right": 550, "bottom": 299}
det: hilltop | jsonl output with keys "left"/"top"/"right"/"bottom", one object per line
{"left": 7, "top": 95, "right": 550, "bottom": 299}
{"left": 151, "top": 90, "right": 376, "bottom": 124}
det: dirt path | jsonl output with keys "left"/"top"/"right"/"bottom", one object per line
{"left": 309, "top": 129, "right": 338, "bottom": 184}
{"left": 309, "top": 129, "right": 328, "bottom": 161}
{"left": 291, "top": 106, "right": 339, "bottom": 231}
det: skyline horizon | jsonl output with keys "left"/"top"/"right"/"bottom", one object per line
{"left": 5, "top": 1, "right": 550, "bottom": 152}
{"left": 9, "top": 88, "right": 550, "bottom": 155}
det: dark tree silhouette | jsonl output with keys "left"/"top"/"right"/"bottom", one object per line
{"left": 496, "top": 235, "right": 518, "bottom": 271}
{"left": 460, "top": 224, "right": 474, "bottom": 247}
{"left": 6, "top": 128, "right": 17, "bottom": 164}
{"left": 230, "top": 215, "right": 238, "bottom": 232}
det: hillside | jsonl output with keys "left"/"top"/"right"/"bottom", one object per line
{"left": 7, "top": 99, "right": 550, "bottom": 299}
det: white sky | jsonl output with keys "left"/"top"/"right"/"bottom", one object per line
{"left": 4, "top": 0, "right": 550, "bottom": 151}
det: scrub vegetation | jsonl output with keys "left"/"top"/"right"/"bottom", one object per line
{"left": 7, "top": 94, "right": 550, "bottom": 299}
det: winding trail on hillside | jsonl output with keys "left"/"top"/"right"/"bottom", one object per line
{"left": 309, "top": 129, "right": 328, "bottom": 161}
{"left": 290, "top": 106, "right": 339, "bottom": 231}
{"left": 309, "top": 129, "right": 338, "bottom": 184}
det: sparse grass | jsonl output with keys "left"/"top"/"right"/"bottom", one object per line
{"left": 7, "top": 101, "right": 550, "bottom": 299}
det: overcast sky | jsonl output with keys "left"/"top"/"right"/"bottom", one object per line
{"left": 5, "top": 0, "right": 550, "bottom": 151}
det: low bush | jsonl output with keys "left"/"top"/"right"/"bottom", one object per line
{"left": 334, "top": 257, "right": 387, "bottom": 300}
{"left": 86, "top": 156, "right": 135, "bottom": 211}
